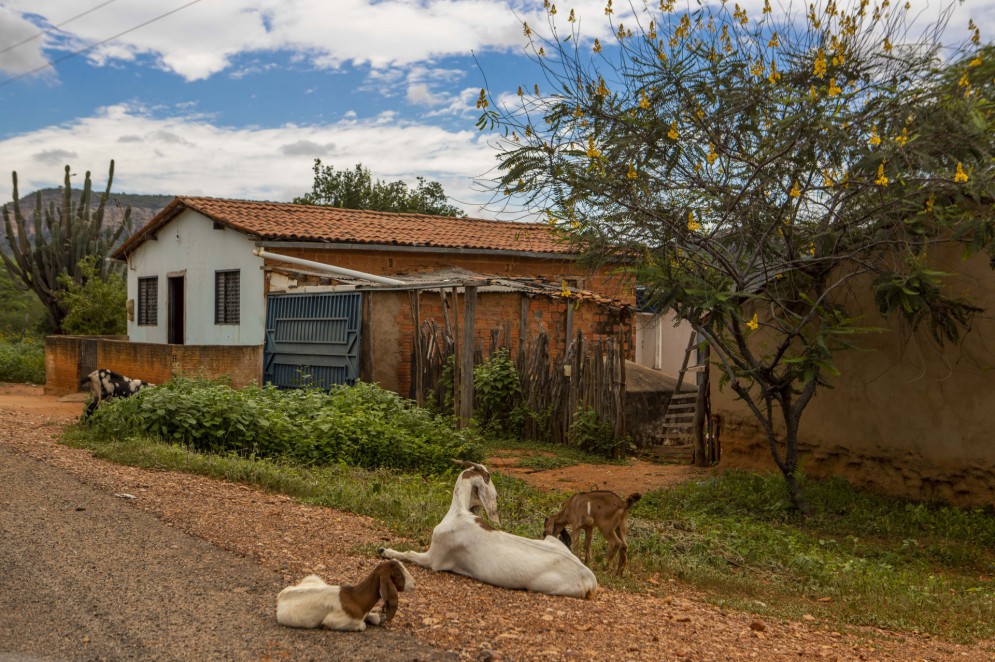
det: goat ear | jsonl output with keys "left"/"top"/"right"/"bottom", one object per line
{"left": 379, "top": 573, "right": 399, "bottom": 624}
{"left": 451, "top": 459, "right": 475, "bottom": 468}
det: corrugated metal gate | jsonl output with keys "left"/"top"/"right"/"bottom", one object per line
{"left": 263, "top": 292, "right": 362, "bottom": 389}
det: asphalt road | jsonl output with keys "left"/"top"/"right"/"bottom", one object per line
{"left": 0, "top": 444, "right": 455, "bottom": 662}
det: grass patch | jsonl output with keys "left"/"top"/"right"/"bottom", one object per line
{"left": 515, "top": 455, "right": 577, "bottom": 471}
{"left": 0, "top": 339, "right": 45, "bottom": 384}
{"left": 480, "top": 436, "right": 629, "bottom": 466}
{"left": 64, "top": 414, "right": 995, "bottom": 643}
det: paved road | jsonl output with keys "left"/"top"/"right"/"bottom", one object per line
{"left": 0, "top": 444, "right": 455, "bottom": 662}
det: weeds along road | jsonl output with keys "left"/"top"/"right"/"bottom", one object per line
{"left": 0, "top": 443, "right": 454, "bottom": 662}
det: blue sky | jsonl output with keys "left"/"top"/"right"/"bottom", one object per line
{"left": 0, "top": 0, "right": 991, "bottom": 218}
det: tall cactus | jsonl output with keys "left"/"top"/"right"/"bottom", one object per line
{"left": 0, "top": 161, "right": 132, "bottom": 332}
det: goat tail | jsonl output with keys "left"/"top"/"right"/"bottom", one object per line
{"left": 625, "top": 493, "right": 642, "bottom": 509}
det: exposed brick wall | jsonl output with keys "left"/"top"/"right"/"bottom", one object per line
{"left": 45, "top": 337, "right": 263, "bottom": 396}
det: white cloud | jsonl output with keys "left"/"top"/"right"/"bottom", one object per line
{"left": 0, "top": 103, "right": 500, "bottom": 216}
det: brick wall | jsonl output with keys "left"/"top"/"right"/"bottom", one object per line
{"left": 45, "top": 336, "right": 263, "bottom": 396}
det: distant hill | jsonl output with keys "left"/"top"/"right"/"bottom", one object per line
{"left": 1, "top": 188, "right": 171, "bottom": 243}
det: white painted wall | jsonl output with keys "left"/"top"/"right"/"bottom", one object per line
{"left": 122, "top": 209, "right": 264, "bottom": 345}
{"left": 634, "top": 311, "right": 695, "bottom": 381}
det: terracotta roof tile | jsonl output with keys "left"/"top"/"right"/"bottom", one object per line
{"left": 113, "top": 197, "right": 572, "bottom": 258}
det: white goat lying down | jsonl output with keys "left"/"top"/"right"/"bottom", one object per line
{"left": 379, "top": 460, "right": 597, "bottom": 600}
{"left": 276, "top": 560, "right": 414, "bottom": 631}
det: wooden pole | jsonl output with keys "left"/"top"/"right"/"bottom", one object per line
{"left": 693, "top": 342, "right": 711, "bottom": 466}
{"left": 459, "top": 285, "right": 478, "bottom": 428}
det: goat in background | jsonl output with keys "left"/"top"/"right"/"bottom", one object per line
{"left": 544, "top": 491, "right": 641, "bottom": 574}
{"left": 276, "top": 560, "right": 414, "bottom": 631}
{"left": 379, "top": 460, "right": 597, "bottom": 599}
{"left": 79, "top": 368, "right": 154, "bottom": 417}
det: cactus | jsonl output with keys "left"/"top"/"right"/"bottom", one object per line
{"left": 0, "top": 161, "right": 131, "bottom": 332}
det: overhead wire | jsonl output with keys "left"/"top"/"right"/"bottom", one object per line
{"left": 0, "top": 0, "right": 207, "bottom": 89}
{"left": 0, "top": 0, "right": 120, "bottom": 56}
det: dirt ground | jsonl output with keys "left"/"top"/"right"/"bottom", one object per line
{"left": 486, "top": 453, "right": 713, "bottom": 496}
{"left": 2, "top": 382, "right": 992, "bottom": 661}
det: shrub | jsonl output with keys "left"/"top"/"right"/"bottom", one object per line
{"left": 85, "top": 378, "right": 482, "bottom": 474}
{"left": 473, "top": 349, "right": 523, "bottom": 435}
{"left": 0, "top": 338, "right": 45, "bottom": 384}
{"left": 568, "top": 405, "right": 627, "bottom": 458}
{"left": 58, "top": 256, "right": 127, "bottom": 335}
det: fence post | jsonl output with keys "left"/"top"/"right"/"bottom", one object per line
{"left": 458, "top": 285, "right": 478, "bottom": 428}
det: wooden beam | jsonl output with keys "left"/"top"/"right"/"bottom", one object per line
{"left": 459, "top": 285, "right": 478, "bottom": 428}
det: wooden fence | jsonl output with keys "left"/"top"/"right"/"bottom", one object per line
{"left": 411, "top": 313, "right": 628, "bottom": 454}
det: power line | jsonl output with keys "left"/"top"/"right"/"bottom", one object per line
{"left": 0, "top": 0, "right": 207, "bottom": 90}
{"left": 0, "top": 0, "right": 119, "bottom": 56}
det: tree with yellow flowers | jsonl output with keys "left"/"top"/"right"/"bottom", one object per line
{"left": 479, "top": 1, "right": 993, "bottom": 511}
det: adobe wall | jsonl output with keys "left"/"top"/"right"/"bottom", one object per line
{"left": 712, "top": 250, "right": 995, "bottom": 507}
{"left": 46, "top": 336, "right": 262, "bottom": 396}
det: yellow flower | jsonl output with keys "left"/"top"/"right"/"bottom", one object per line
{"left": 523, "top": 22, "right": 532, "bottom": 37}
{"left": 696, "top": 109, "right": 705, "bottom": 119}
{"left": 814, "top": 49, "right": 827, "bottom": 78}
{"left": 894, "top": 128, "right": 908, "bottom": 146}
{"left": 746, "top": 313, "right": 759, "bottom": 331}
{"left": 883, "top": 37, "right": 893, "bottom": 52}
{"left": 925, "top": 196, "right": 935, "bottom": 212}
{"left": 549, "top": 4, "right": 557, "bottom": 15}
{"left": 639, "top": 93, "right": 651, "bottom": 110}
{"left": 668, "top": 121, "right": 679, "bottom": 140}
{"left": 875, "top": 162, "right": 889, "bottom": 186}
{"left": 789, "top": 182, "right": 801, "bottom": 198}
{"left": 593, "top": 38, "right": 602, "bottom": 53}
{"left": 604, "top": 0, "right": 613, "bottom": 15}
{"left": 768, "top": 33, "right": 780, "bottom": 48}
{"left": 808, "top": 243, "right": 816, "bottom": 256}
{"left": 827, "top": 78, "right": 842, "bottom": 97}
{"left": 768, "top": 61, "right": 781, "bottom": 84}
{"left": 706, "top": 143, "right": 718, "bottom": 165}
{"left": 809, "top": 85, "right": 818, "bottom": 101}
{"left": 586, "top": 136, "right": 601, "bottom": 158}
{"left": 763, "top": 0, "right": 772, "bottom": 13}
{"left": 969, "top": 54, "right": 983, "bottom": 68}
{"left": 868, "top": 126, "right": 881, "bottom": 146}
{"left": 568, "top": 8, "right": 575, "bottom": 22}
{"left": 596, "top": 77, "right": 609, "bottom": 96}
{"left": 538, "top": 47, "right": 545, "bottom": 57}
{"left": 958, "top": 72, "right": 970, "bottom": 88}
{"left": 561, "top": 280, "right": 572, "bottom": 297}
{"left": 687, "top": 212, "right": 701, "bottom": 232}
{"left": 734, "top": 3, "right": 748, "bottom": 25}
{"left": 476, "top": 89, "right": 488, "bottom": 109}
{"left": 822, "top": 170, "right": 834, "bottom": 187}
{"left": 954, "top": 162, "right": 969, "bottom": 183}
{"left": 627, "top": 163, "right": 638, "bottom": 179}
{"left": 750, "top": 59, "right": 766, "bottom": 78}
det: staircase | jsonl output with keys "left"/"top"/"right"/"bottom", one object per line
{"left": 651, "top": 331, "right": 707, "bottom": 464}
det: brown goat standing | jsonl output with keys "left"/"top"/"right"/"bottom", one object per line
{"left": 543, "top": 491, "right": 641, "bottom": 573}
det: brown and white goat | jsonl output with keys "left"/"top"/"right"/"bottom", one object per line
{"left": 379, "top": 461, "right": 598, "bottom": 599}
{"left": 543, "top": 491, "right": 641, "bottom": 573}
{"left": 276, "top": 560, "right": 415, "bottom": 631}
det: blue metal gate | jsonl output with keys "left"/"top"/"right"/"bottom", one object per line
{"left": 264, "top": 292, "right": 362, "bottom": 389}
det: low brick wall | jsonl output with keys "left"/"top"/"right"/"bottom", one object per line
{"left": 45, "top": 336, "right": 263, "bottom": 396}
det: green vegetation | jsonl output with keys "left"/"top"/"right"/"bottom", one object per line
{"left": 83, "top": 378, "right": 481, "bottom": 474}
{"left": 294, "top": 161, "right": 465, "bottom": 217}
{"left": 473, "top": 349, "right": 524, "bottom": 436}
{"left": 58, "top": 256, "right": 127, "bottom": 335}
{"left": 514, "top": 454, "right": 576, "bottom": 471}
{"left": 0, "top": 267, "right": 48, "bottom": 338}
{"left": 1, "top": 162, "right": 131, "bottom": 332}
{"left": 0, "top": 338, "right": 45, "bottom": 384}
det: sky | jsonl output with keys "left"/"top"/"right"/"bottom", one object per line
{"left": 0, "top": 0, "right": 991, "bottom": 219}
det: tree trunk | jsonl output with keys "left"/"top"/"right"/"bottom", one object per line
{"left": 692, "top": 343, "right": 710, "bottom": 466}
